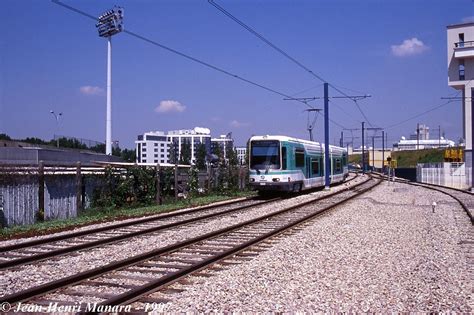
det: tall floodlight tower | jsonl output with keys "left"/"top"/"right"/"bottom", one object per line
{"left": 96, "top": 6, "right": 124, "bottom": 155}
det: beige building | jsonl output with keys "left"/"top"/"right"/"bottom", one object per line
{"left": 447, "top": 22, "right": 474, "bottom": 169}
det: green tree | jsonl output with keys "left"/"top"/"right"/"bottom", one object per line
{"left": 0, "top": 133, "right": 11, "bottom": 141}
{"left": 121, "top": 148, "right": 136, "bottom": 162}
{"left": 169, "top": 141, "right": 179, "bottom": 164}
{"left": 195, "top": 143, "right": 207, "bottom": 170}
{"left": 188, "top": 166, "right": 200, "bottom": 196}
{"left": 180, "top": 139, "right": 192, "bottom": 165}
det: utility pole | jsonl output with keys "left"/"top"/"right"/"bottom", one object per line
{"left": 439, "top": 125, "right": 441, "bottom": 148}
{"left": 361, "top": 122, "right": 365, "bottom": 173}
{"left": 417, "top": 123, "right": 420, "bottom": 150}
{"left": 324, "top": 83, "right": 330, "bottom": 189}
{"left": 382, "top": 130, "right": 385, "bottom": 171}
{"left": 49, "top": 110, "right": 62, "bottom": 148}
{"left": 372, "top": 136, "right": 375, "bottom": 170}
{"left": 366, "top": 127, "right": 383, "bottom": 171}
{"left": 340, "top": 131, "right": 343, "bottom": 147}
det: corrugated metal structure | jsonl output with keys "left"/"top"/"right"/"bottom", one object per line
{"left": 0, "top": 177, "right": 38, "bottom": 226}
{"left": 0, "top": 163, "right": 107, "bottom": 227}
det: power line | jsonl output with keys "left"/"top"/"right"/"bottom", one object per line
{"left": 53, "top": 0, "right": 352, "bottom": 133}
{"left": 51, "top": 0, "right": 311, "bottom": 108}
{"left": 384, "top": 97, "right": 459, "bottom": 130}
{"left": 208, "top": 0, "right": 373, "bottom": 125}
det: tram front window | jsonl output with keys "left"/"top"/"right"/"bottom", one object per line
{"left": 250, "top": 140, "right": 280, "bottom": 170}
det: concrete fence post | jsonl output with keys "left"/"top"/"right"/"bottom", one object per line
{"left": 156, "top": 164, "right": 162, "bottom": 205}
{"left": 76, "top": 162, "right": 82, "bottom": 212}
{"left": 38, "top": 161, "right": 45, "bottom": 220}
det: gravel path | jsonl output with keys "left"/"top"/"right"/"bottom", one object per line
{"left": 0, "top": 174, "right": 364, "bottom": 297}
{"left": 159, "top": 180, "right": 473, "bottom": 313}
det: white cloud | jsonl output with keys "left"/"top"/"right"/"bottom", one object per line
{"left": 79, "top": 85, "right": 104, "bottom": 95}
{"left": 155, "top": 100, "right": 186, "bottom": 113}
{"left": 391, "top": 38, "right": 429, "bottom": 57}
{"left": 230, "top": 120, "right": 249, "bottom": 128}
{"left": 462, "top": 16, "right": 474, "bottom": 23}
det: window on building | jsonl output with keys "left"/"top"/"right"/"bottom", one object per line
{"left": 154, "top": 154, "right": 158, "bottom": 158}
{"left": 161, "top": 160, "right": 165, "bottom": 163}
{"left": 142, "top": 154, "right": 146, "bottom": 158}
{"left": 161, "top": 149, "right": 164, "bottom": 152}
{"left": 161, "top": 143, "right": 165, "bottom": 147}
{"left": 154, "top": 143, "right": 158, "bottom": 147}
{"left": 459, "top": 59, "right": 465, "bottom": 80}
{"left": 161, "top": 154, "right": 164, "bottom": 158}
{"left": 154, "top": 159, "right": 158, "bottom": 163}
{"left": 142, "top": 147, "right": 146, "bottom": 152}
{"left": 459, "top": 33, "right": 465, "bottom": 47}
{"left": 154, "top": 148, "right": 158, "bottom": 152}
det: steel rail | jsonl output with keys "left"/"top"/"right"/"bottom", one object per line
{"left": 0, "top": 197, "right": 256, "bottom": 252}
{"left": 0, "top": 173, "right": 359, "bottom": 270}
{"left": 0, "top": 198, "right": 278, "bottom": 269}
{"left": 1, "top": 174, "right": 369, "bottom": 305}
{"left": 103, "top": 177, "right": 381, "bottom": 306}
{"left": 372, "top": 172, "right": 473, "bottom": 225}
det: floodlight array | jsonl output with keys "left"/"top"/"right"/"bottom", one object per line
{"left": 96, "top": 6, "right": 124, "bottom": 37}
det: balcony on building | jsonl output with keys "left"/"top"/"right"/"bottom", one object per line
{"left": 453, "top": 40, "right": 474, "bottom": 58}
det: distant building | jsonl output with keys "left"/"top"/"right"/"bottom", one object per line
{"left": 447, "top": 22, "right": 473, "bottom": 169}
{"left": 409, "top": 124, "right": 429, "bottom": 141}
{"left": 235, "top": 146, "right": 247, "bottom": 165}
{"left": 393, "top": 137, "right": 455, "bottom": 151}
{"left": 135, "top": 127, "right": 211, "bottom": 164}
{"left": 211, "top": 133, "right": 234, "bottom": 160}
{"left": 135, "top": 131, "right": 169, "bottom": 164}
{"left": 167, "top": 128, "right": 211, "bottom": 164}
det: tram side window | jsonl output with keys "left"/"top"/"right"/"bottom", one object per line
{"left": 335, "top": 159, "right": 342, "bottom": 173}
{"left": 295, "top": 148, "right": 305, "bottom": 167}
{"left": 282, "top": 147, "right": 287, "bottom": 170}
{"left": 311, "top": 160, "right": 320, "bottom": 176}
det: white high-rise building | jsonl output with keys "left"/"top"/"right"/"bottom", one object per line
{"left": 135, "top": 131, "right": 169, "bottom": 164}
{"left": 235, "top": 146, "right": 247, "bottom": 165}
{"left": 447, "top": 22, "right": 474, "bottom": 170}
{"left": 135, "top": 127, "right": 211, "bottom": 164}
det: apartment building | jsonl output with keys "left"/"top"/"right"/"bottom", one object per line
{"left": 135, "top": 127, "right": 211, "bottom": 164}
{"left": 447, "top": 22, "right": 474, "bottom": 169}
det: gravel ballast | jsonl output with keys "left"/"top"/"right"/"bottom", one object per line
{"left": 0, "top": 175, "right": 364, "bottom": 297}
{"left": 160, "top": 180, "right": 473, "bottom": 312}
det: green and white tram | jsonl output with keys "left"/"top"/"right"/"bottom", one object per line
{"left": 248, "top": 135, "right": 348, "bottom": 192}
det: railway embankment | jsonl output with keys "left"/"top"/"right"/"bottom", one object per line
{"left": 163, "top": 180, "right": 473, "bottom": 312}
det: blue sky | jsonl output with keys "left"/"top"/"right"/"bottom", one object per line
{"left": 1, "top": 0, "right": 473, "bottom": 149}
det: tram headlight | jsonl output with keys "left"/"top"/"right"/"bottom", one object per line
{"left": 272, "top": 178, "right": 280, "bottom": 182}
{"left": 250, "top": 178, "right": 255, "bottom": 182}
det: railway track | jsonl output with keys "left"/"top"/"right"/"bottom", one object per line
{"left": 373, "top": 172, "right": 473, "bottom": 225}
{"left": 1, "top": 173, "right": 377, "bottom": 310}
{"left": 0, "top": 198, "right": 277, "bottom": 270}
{"left": 0, "top": 173, "right": 360, "bottom": 270}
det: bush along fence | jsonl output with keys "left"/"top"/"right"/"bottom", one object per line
{"left": 0, "top": 162, "right": 249, "bottom": 228}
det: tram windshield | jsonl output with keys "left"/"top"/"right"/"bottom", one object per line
{"left": 250, "top": 140, "right": 280, "bottom": 170}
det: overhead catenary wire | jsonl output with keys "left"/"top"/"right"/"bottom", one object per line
{"left": 51, "top": 0, "right": 312, "bottom": 109}
{"left": 208, "top": 0, "right": 373, "bottom": 126}
{"left": 384, "top": 93, "right": 461, "bottom": 130}
{"left": 52, "top": 0, "right": 351, "bottom": 134}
